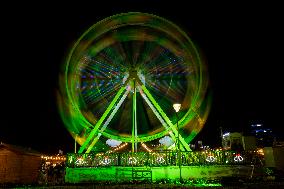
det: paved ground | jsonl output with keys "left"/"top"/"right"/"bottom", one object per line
{"left": 3, "top": 182, "right": 284, "bottom": 189}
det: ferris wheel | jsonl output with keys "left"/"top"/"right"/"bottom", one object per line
{"left": 58, "top": 12, "right": 210, "bottom": 153}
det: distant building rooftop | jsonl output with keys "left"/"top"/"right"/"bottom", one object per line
{"left": 0, "top": 142, "right": 41, "bottom": 156}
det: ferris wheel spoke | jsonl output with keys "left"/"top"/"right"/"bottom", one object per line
{"left": 139, "top": 43, "right": 166, "bottom": 68}
{"left": 137, "top": 85, "right": 178, "bottom": 147}
{"left": 144, "top": 79, "right": 184, "bottom": 103}
{"left": 81, "top": 56, "right": 121, "bottom": 76}
{"left": 85, "top": 87, "right": 131, "bottom": 153}
{"left": 108, "top": 45, "right": 129, "bottom": 69}
{"left": 83, "top": 83, "right": 122, "bottom": 105}
{"left": 78, "top": 86, "right": 127, "bottom": 153}
{"left": 132, "top": 81, "right": 137, "bottom": 152}
{"left": 140, "top": 84, "right": 191, "bottom": 151}
{"left": 140, "top": 47, "right": 175, "bottom": 74}
{"left": 114, "top": 42, "right": 133, "bottom": 68}
{"left": 95, "top": 54, "right": 125, "bottom": 74}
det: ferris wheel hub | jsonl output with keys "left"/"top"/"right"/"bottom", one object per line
{"left": 129, "top": 67, "right": 138, "bottom": 80}
{"left": 124, "top": 67, "right": 145, "bottom": 88}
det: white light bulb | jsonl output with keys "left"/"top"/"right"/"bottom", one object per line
{"left": 173, "top": 103, "right": 181, "bottom": 112}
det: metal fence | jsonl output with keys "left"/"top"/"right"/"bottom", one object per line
{"left": 66, "top": 150, "right": 263, "bottom": 168}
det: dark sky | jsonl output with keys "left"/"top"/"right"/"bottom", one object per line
{"left": 1, "top": 1, "right": 283, "bottom": 154}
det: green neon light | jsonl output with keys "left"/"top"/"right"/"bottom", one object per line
{"left": 79, "top": 86, "right": 126, "bottom": 153}
{"left": 85, "top": 88, "right": 130, "bottom": 153}
{"left": 137, "top": 85, "right": 178, "bottom": 148}
{"left": 65, "top": 165, "right": 225, "bottom": 185}
{"left": 132, "top": 82, "right": 135, "bottom": 152}
{"left": 141, "top": 85, "right": 190, "bottom": 151}
{"left": 134, "top": 82, "right": 137, "bottom": 152}
{"left": 85, "top": 135, "right": 100, "bottom": 154}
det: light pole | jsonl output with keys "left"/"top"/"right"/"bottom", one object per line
{"left": 173, "top": 103, "right": 181, "bottom": 183}
{"left": 74, "top": 134, "right": 77, "bottom": 153}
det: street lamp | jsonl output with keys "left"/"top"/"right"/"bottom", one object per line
{"left": 173, "top": 103, "right": 181, "bottom": 183}
{"left": 75, "top": 134, "right": 77, "bottom": 153}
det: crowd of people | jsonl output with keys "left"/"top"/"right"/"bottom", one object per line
{"left": 38, "top": 161, "right": 66, "bottom": 185}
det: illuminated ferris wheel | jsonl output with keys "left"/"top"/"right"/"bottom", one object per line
{"left": 58, "top": 12, "right": 210, "bottom": 153}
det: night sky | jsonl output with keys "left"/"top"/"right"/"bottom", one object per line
{"left": 1, "top": 1, "right": 283, "bottom": 154}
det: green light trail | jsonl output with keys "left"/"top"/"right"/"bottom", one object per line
{"left": 85, "top": 88, "right": 130, "bottom": 153}
{"left": 141, "top": 85, "right": 191, "bottom": 151}
{"left": 132, "top": 81, "right": 137, "bottom": 152}
{"left": 137, "top": 85, "right": 182, "bottom": 150}
{"left": 79, "top": 86, "right": 126, "bottom": 153}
